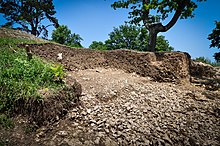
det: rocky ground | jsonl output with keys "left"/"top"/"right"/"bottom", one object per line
{"left": 31, "top": 68, "right": 219, "bottom": 146}
{"left": 0, "top": 30, "right": 219, "bottom": 145}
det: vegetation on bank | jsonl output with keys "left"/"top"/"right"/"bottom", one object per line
{"left": 0, "top": 38, "right": 64, "bottom": 128}
{"left": 194, "top": 56, "right": 220, "bottom": 67}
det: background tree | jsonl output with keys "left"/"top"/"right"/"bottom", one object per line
{"left": 0, "top": 0, "right": 59, "bottom": 38}
{"left": 89, "top": 41, "right": 107, "bottom": 50}
{"left": 208, "top": 21, "right": 220, "bottom": 62}
{"left": 105, "top": 24, "right": 140, "bottom": 50}
{"left": 112, "top": 0, "right": 206, "bottom": 52}
{"left": 52, "top": 25, "right": 83, "bottom": 48}
{"left": 194, "top": 56, "right": 212, "bottom": 64}
{"left": 105, "top": 24, "right": 173, "bottom": 52}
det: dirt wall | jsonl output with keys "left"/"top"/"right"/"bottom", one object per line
{"left": 19, "top": 43, "right": 191, "bottom": 83}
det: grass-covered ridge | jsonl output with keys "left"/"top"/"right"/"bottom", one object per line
{"left": 0, "top": 38, "right": 65, "bottom": 122}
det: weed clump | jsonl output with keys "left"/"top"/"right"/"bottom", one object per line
{"left": 0, "top": 38, "right": 65, "bottom": 120}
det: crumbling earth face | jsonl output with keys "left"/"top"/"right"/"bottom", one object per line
{"left": 20, "top": 43, "right": 191, "bottom": 83}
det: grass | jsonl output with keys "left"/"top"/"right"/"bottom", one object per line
{"left": 0, "top": 38, "right": 65, "bottom": 127}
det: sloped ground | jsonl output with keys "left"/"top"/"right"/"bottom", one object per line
{"left": 34, "top": 68, "right": 220, "bottom": 146}
{"left": 6, "top": 43, "right": 217, "bottom": 145}
{"left": 0, "top": 27, "right": 48, "bottom": 42}
{"left": 0, "top": 28, "right": 219, "bottom": 145}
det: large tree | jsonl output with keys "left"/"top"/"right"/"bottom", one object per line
{"left": 112, "top": 0, "right": 206, "bottom": 52}
{"left": 105, "top": 24, "right": 173, "bottom": 51}
{"left": 0, "top": 0, "right": 59, "bottom": 38}
{"left": 208, "top": 21, "right": 220, "bottom": 62}
{"left": 52, "top": 25, "right": 83, "bottom": 48}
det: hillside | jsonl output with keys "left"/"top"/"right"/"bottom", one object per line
{"left": 0, "top": 28, "right": 220, "bottom": 146}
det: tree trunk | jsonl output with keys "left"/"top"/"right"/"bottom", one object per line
{"left": 31, "top": 24, "right": 37, "bottom": 36}
{"left": 143, "top": 0, "right": 185, "bottom": 52}
{"left": 31, "top": 29, "right": 37, "bottom": 36}
{"left": 147, "top": 23, "right": 163, "bottom": 52}
{"left": 148, "top": 28, "right": 158, "bottom": 52}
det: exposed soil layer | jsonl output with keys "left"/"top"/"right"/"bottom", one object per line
{"left": 19, "top": 43, "right": 191, "bottom": 83}
{"left": 13, "top": 78, "right": 82, "bottom": 126}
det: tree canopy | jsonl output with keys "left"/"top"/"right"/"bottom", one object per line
{"left": 0, "top": 0, "right": 59, "bottom": 38}
{"left": 52, "top": 25, "right": 83, "bottom": 48}
{"left": 89, "top": 24, "right": 173, "bottom": 52}
{"left": 112, "top": 0, "right": 206, "bottom": 52}
{"left": 208, "top": 21, "right": 220, "bottom": 49}
{"left": 105, "top": 24, "right": 173, "bottom": 52}
{"left": 89, "top": 41, "right": 107, "bottom": 50}
{"left": 208, "top": 21, "right": 220, "bottom": 62}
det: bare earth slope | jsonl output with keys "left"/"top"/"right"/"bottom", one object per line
{"left": 0, "top": 28, "right": 219, "bottom": 145}
{"left": 36, "top": 68, "right": 220, "bottom": 146}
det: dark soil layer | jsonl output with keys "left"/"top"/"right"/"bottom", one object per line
{"left": 13, "top": 78, "right": 82, "bottom": 126}
{"left": 20, "top": 43, "right": 191, "bottom": 83}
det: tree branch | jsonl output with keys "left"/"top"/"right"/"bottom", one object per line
{"left": 160, "top": 0, "right": 188, "bottom": 32}
{"left": 142, "top": 0, "right": 150, "bottom": 29}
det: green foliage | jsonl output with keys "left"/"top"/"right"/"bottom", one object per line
{"left": 104, "top": 24, "right": 173, "bottom": 52}
{"left": 50, "top": 64, "right": 65, "bottom": 81}
{"left": 105, "top": 24, "right": 140, "bottom": 50}
{"left": 0, "top": 0, "right": 59, "bottom": 38}
{"left": 89, "top": 41, "right": 107, "bottom": 50}
{"left": 195, "top": 57, "right": 212, "bottom": 64}
{"left": 214, "top": 52, "right": 220, "bottom": 63}
{"left": 194, "top": 56, "right": 220, "bottom": 67}
{"left": 52, "top": 25, "right": 83, "bottom": 48}
{"left": 156, "top": 35, "right": 174, "bottom": 52}
{"left": 208, "top": 21, "right": 220, "bottom": 62}
{"left": 112, "top": 0, "right": 206, "bottom": 25}
{"left": 0, "top": 38, "right": 64, "bottom": 115}
{"left": 0, "top": 114, "right": 13, "bottom": 128}
{"left": 208, "top": 21, "right": 220, "bottom": 49}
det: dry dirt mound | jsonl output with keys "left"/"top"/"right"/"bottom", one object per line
{"left": 20, "top": 43, "right": 191, "bottom": 83}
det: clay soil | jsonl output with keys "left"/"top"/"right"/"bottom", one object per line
{"left": 0, "top": 43, "right": 220, "bottom": 146}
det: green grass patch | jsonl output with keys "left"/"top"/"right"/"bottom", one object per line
{"left": 0, "top": 114, "right": 13, "bottom": 128}
{"left": 0, "top": 38, "right": 65, "bottom": 118}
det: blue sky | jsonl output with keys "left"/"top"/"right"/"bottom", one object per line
{"left": 0, "top": 0, "right": 220, "bottom": 61}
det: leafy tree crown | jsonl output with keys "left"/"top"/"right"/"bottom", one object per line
{"left": 0, "top": 0, "right": 59, "bottom": 38}
{"left": 112, "top": 0, "right": 206, "bottom": 26}
{"left": 208, "top": 21, "right": 220, "bottom": 49}
{"left": 52, "top": 25, "right": 83, "bottom": 48}
{"left": 105, "top": 24, "right": 173, "bottom": 51}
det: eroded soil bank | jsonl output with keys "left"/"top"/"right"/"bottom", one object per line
{"left": 21, "top": 43, "right": 191, "bottom": 83}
